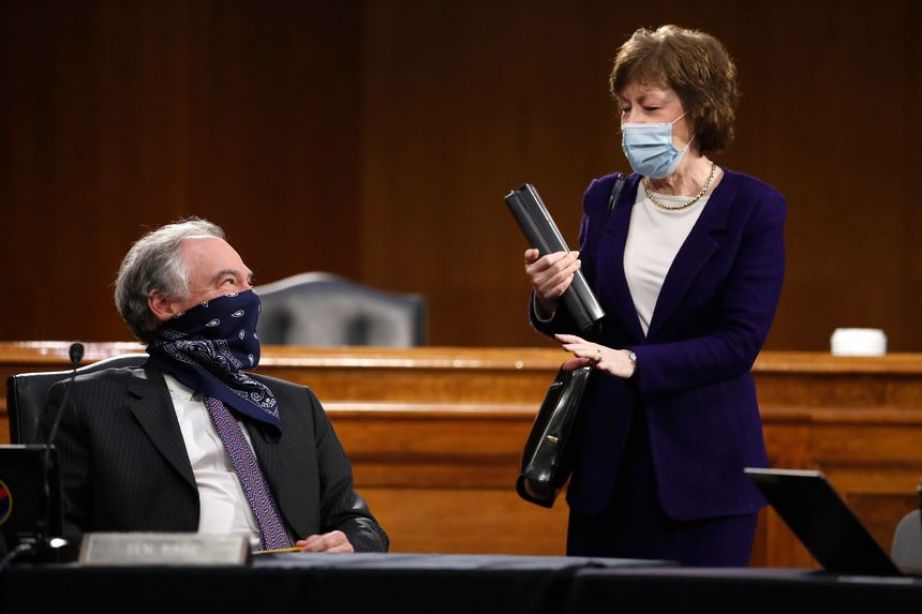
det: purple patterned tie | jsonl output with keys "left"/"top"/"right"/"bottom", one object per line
{"left": 204, "top": 396, "right": 292, "bottom": 550}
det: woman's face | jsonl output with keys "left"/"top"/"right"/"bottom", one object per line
{"left": 617, "top": 81, "right": 693, "bottom": 149}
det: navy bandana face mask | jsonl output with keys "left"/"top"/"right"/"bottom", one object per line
{"left": 146, "top": 289, "right": 280, "bottom": 428}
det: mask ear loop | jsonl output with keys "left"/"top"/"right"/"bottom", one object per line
{"left": 670, "top": 112, "right": 695, "bottom": 154}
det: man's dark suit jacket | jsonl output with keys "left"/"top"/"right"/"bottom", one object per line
{"left": 534, "top": 169, "right": 786, "bottom": 522}
{"left": 45, "top": 363, "right": 388, "bottom": 552}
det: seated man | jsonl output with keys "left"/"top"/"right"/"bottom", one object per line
{"left": 44, "top": 218, "right": 388, "bottom": 553}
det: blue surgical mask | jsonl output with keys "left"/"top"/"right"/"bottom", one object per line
{"left": 621, "top": 113, "right": 690, "bottom": 179}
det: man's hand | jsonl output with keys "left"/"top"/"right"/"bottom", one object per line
{"left": 296, "top": 530, "right": 355, "bottom": 553}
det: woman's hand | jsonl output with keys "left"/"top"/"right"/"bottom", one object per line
{"left": 524, "top": 248, "right": 580, "bottom": 318}
{"left": 555, "top": 333, "right": 636, "bottom": 379}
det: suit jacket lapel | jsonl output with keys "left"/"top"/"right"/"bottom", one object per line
{"left": 646, "top": 172, "right": 735, "bottom": 339}
{"left": 600, "top": 174, "right": 647, "bottom": 344}
{"left": 128, "top": 363, "right": 196, "bottom": 490}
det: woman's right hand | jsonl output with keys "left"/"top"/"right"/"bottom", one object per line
{"left": 524, "top": 248, "right": 581, "bottom": 318}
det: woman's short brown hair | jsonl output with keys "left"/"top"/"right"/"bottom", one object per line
{"left": 610, "top": 25, "right": 739, "bottom": 154}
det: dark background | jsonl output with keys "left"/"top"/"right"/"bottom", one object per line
{"left": 2, "top": 0, "right": 920, "bottom": 350}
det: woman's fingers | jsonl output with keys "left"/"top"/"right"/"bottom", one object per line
{"left": 555, "top": 333, "right": 586, "bottom": 344}
{"left": 556, "top": 333, "right": 608, "bottom": 368}
{"left": 561, "top": 356, "right": 595, "bottom": 370}
{"left": 524, "top": 248, "right": 541, "bottom": 264}
{"left": 526, "top": 251, "right": 578, "bottom": 281}
{"left": 526, "top": 251, "right": 580, "bottom": 304}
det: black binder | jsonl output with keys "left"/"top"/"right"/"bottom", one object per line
{"left": 505, "top": 183, "right": 604, "bottom": 333}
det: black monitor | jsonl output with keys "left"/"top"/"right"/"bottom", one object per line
{"left": 745, "top": 467, "right": 902, "bottom": 576}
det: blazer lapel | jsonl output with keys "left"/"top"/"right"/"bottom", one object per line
{"left": 128, "top": 364, "right": 196, "bottom": 490}
{"left": 599, "top": 174, "right": 646, "bottom": 343}
{"left": 646, "top": 172, "right": 735, "bottom": 339}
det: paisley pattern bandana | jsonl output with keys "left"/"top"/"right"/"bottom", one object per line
{"left": 146, "top": 289, "right": 280, "bottom": 427}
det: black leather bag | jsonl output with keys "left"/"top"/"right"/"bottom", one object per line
{"left": 516, "top": 365, "right": 592, "bottom": 508}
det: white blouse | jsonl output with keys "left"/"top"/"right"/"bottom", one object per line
{"left": 623, "top": 186, "right": 709, "bottom": 336}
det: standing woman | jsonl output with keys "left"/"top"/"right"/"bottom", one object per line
{"left": 524, "top": 25, "right": 785, "bottom": 566}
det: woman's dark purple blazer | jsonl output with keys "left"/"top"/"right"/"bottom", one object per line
{"left": 532, "top": 169, "right": 786, "bottom": 521}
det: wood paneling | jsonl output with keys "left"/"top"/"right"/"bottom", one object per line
{"left": 2, "top": 1, "right": 922, "bottom": 349}
{"left": 3, "top": 342, "right": 921, "bottom": 567}
{"left": 0, "top": 1, "right": 364, "bottom": 340}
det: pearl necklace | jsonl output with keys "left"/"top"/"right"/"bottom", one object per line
{"left": 642, "top": 161, "right": 718, "bottom": 212}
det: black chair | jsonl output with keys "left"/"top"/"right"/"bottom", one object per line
{"left": 254, "top": 272, "right": 427, "bottom": 347}
{"left": 6, "top": 354, "right": 147, "bottom": 443}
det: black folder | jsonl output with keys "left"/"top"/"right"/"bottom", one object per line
{"left": 505, "top": 184, "right": 604, "bottom": 333}
{"left": 745, "top": 467, "right": 903, "bottom": 576}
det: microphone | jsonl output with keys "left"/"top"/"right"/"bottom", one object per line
{"left": 38, "top": 341, "right": 84, "bottom": 560}
{"left": 46, "top": 342, "right": 84, "bottom": 446}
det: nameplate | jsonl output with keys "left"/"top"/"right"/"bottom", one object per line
{"left": 79, "top": 533, "right": 250, "bottom": 566}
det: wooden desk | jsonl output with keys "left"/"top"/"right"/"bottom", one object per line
{"left": 2, "top": 342, "right": 921, "bottom": 566}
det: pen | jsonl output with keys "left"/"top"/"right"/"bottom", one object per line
{"left": 253, "top": 546, "right": 304, "bottom": 555}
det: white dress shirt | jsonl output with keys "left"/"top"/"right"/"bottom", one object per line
{"left": 163, "top": 374, "right": 260, "bottom": 545}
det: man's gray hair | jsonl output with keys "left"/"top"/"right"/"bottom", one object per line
{"left": 115, "top": 217, "right": 225, "bottom": 344}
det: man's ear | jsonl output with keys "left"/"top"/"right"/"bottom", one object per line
{"left": 148, "top": 289, "right": 178, "bottom": 323}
